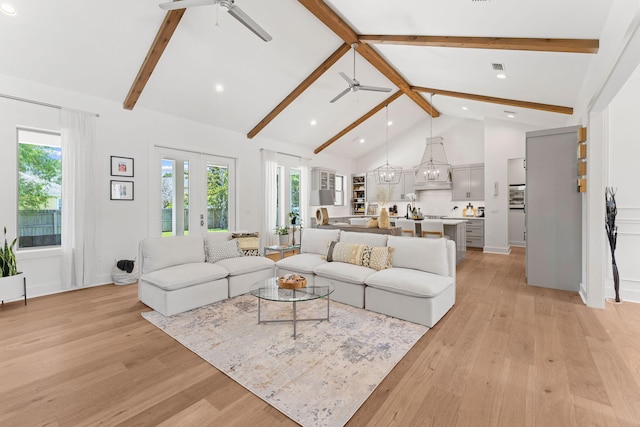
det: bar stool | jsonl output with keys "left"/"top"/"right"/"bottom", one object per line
{"left": 395, "top": 218, "right": 417, "bottom": 237}
{"left": 419, "top": 220, "right": 444, "bottom": 238}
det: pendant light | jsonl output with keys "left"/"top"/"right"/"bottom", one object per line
{"left": 414, "top": 94, "right": 451, "bottom": 183}
{"left": 373, "top": 104, "right": 402, "bottom": 185}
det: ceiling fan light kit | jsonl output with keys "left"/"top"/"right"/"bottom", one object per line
{"left": 330, "top": 43, "right": 392, "bottom": 103}
{"left": 159, "top": 0, "right": 272, "bottom": 42}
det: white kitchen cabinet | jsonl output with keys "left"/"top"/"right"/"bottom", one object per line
{"left": 508, "top": 158, "right": 526, "bottom": 185}
{"left": 452, "top": 164, "right": 484, "bottom": 201}
{"left": 311, "top": 168, "right": 336, "bottom": 191}
{"left": 508, "top": 209, "right": 526, "bottom": 247}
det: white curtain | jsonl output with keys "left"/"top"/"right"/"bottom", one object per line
{"left": 61, "top": 109, "right": 97, "bottom": 288}
{"left": 300, "top": 157, "right": 310, "bottom": 236}
{"left": 261, "top": 149, "right": 278, "bottom": 247}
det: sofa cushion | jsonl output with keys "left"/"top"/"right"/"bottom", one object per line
{"left": 300, "top": 228, "right": 341, "bottom": 255}
{"left": 140, "top": 235, "right": 205, "bottom": 274}
{"left": 326, "top": 241, "right": 393, "bottom": 271}
{"left": 203, "top": 231, "right": 233, "bottom": 245}
{"left": 141, "top": 262, "right": 229, "bottom": 291}
{"left": 276, "top": 253, "right": 327, "bottom": 274}
{"left": 365, "top": 268, "right": 454, "bottom": 297}
{"left": 205, "top": 239, "right": 243, "bottom": 263}
{"left": 215, "top": 256, "right": 275, "bottom": 276}
{"left": 387, "top": 235, "right": 449, "bottom": 277}
{"left": 313, "top": 262, "right": 377, "bottom": 285}
{"left": 339, "top": 231, "right": 388, "bottom": 247}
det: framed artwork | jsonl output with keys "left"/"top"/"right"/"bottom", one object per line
{"left": 111, "top": 156, "right": 134, "bottom": 177}
{"left": 110, "top": 180, "right": 134, "bottom": 201}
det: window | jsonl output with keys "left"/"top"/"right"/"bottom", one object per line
{"left": 17, "top": 129, "right": 62, "bottom": 248}
{"left": 334, "top": 175, "right": 345, "bottom": 206}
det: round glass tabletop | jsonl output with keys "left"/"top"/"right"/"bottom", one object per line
{"left": 250, "top": 277, "right": 334, "bottom": 302}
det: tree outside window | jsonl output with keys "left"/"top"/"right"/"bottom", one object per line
{"left": 17, "top": 130, "right": 62, "bottom": 248}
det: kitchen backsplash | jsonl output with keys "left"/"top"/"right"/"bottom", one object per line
{"left": 390, "top": 189, "right": 484, "bottom": 217}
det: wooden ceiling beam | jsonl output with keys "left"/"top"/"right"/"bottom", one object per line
{"left": 314, "top": 91, "right": 403, "bottom": 154}
{"left": 412, "top": 86, "right": 573, "bottom": 115}
{"left": 247, "top": 43, "right": 351, "bottom": 139}
{"left": 298, "top": 0, "right": 438, "bottom": 118}
{"left": 124, "top": 9, "right": 186, "bottom": 110}
{"left": 359, "top": 35, "right": 599, "bottom": 54}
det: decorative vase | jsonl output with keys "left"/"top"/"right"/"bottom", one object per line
{"left": 279, "top": 234, "right": 289, "bottom": 246}
{"left": 378, "top": 208, "right": 390, "bottom": 229}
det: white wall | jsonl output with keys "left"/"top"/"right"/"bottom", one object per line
{"left": 0, "top": 74, "right": 349, "bottom": 298}
{"left": 483, "top": 119, "right": 537, "bottom": 254}
{"left": 606, "top": 67, "right": 640, "bottom": 302}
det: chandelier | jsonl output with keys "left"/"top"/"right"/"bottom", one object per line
{"left": 373, "top": 104, "right": 402, "bottom": 185}
{"left": 414, "top": 94, "right": 451, "bottom": 183}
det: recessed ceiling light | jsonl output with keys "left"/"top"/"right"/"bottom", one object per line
{"left": 359, "top": 138, "right": 365, "bottom": 144}
{"left": 496, "top": 73, "right": 507, "bottom": 79}
{"left": 0, "top": 3, "right": 16, "bottom": 15}
{"left": 461, "top": 106, "right": 468, "bottom": 111}
{"left": 387, "top": 120, "right": 393, "bottom": 126}
{"left": 214, "top": 84, "right": 224, "bottom": 92}
{"left": 505, "top": 110, "right": 516, "bottom": 118}
{"left": 310, "top": 119, "right": 317, "bottom": 126}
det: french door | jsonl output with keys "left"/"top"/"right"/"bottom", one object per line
{"left": 151, "top": 147, "right": 236, "bottom": 237}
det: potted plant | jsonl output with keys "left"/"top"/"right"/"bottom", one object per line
{"left": 274, "top": 225, "right": 290, "bottom": 246}
{"left": 0, "top": 227, "right": 26, "bottom": 304}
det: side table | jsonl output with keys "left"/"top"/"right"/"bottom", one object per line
{"left": 263, "top": 244, "right": 301, "bottom": 259}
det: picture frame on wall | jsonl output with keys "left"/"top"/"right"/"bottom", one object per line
{"left": 111, "top": 156, "right": 134, "bottom": 177}
{"left": 110, "top": 180, "right": 134, "bottom": 201}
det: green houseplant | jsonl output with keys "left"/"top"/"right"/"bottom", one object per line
{"left": 274, "top": 225, "right": 289, "bottom": 246}
{"left": 1, "top": 227, "right": 18, "bottom": 277}
{"left": 0, "top": 227, "right": 26, "bottom": 304}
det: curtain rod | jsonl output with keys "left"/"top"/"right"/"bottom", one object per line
{"left": 0, "top": 93, "right": 100, "bottom": 117}
{"left": 260, "top": 148, "right": 312, "bottom": 161}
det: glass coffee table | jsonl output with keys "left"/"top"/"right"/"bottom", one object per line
{"left": 249, "top": 277, "right": 335, "bottom": 339}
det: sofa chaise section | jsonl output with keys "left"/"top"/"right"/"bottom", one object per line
{"left": 365, "top": 236, "right": 456, "bottom": 327}
{"left": 139, "top": 235, "right": 229, "bottom": 316}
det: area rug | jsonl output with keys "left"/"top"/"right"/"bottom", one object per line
{"left": 142, "top": 294, "right": 428, "bottom": 427}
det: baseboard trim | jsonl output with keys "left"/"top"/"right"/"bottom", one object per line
{"left": 483, "top": 246, "right": 511, "bottom": 255}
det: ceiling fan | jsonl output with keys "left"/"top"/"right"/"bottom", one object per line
{"left": 159, "top": 0, "right": 273, "bottom": 42}
{"left": 330, "top": 43, "right": 392, "bottom": 103}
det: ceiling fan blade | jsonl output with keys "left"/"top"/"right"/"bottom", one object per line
{"left": 226, "top": 4, "right": 273, "bottom": 42}
{"left": 358, "top": 85, "right": 393, "bottom": 93}
{"left": 159, "top": 0, "right": 215, "bottom": 11}
{"left": 339, "top": 72, "right": 355, "bottom": 86}
{"left": 330, "top": 87, "right": 351, "bottom": 103}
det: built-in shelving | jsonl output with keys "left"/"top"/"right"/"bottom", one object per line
{"left": 351, "top": 174, "right": 366, "bottom": 215}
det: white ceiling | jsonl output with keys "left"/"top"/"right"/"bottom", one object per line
{"left": 0, "top": 0, "right": 617, "bottom": 158}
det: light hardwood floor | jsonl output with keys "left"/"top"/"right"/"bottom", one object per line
{"left": 1, "top": 247, "right": 640, "bottom": 426}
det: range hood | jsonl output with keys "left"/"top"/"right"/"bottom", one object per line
{"left": 413, "top": 137, "right": 452, "bottom": 191}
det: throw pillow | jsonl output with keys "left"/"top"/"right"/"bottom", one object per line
{"left": 325, "top": 241, "right": 393, "bottom": 271}
{"left": 232, "top": 232, "right": 260, "bottom": 256}
{"left": 366, "top": 218, "right": 378, "bottom": 228}
{"left": 205, "top": 239, "right": 243, "bottom": 263}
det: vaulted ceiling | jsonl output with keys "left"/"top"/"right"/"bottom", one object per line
{"left": 0, "top": 0, "right": 616, "bottom": 158}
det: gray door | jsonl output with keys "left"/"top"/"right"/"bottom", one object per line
{"left": 526, "top": 126, "right": 582, "bottom": 291}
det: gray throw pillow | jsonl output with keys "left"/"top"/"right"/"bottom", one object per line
{"left": 205, "top": 239, "right": 243, "bottom": 263}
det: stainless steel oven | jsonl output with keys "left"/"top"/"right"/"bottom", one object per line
{"left": 509, "top": 184, "right": 525, "bottom": 209}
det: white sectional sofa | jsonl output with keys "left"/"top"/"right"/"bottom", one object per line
{"left": 275, "top": 228, "right": 456, "bottom": 327}
{"left": 138, "top": 232, "right": 275, "bottom": 316}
